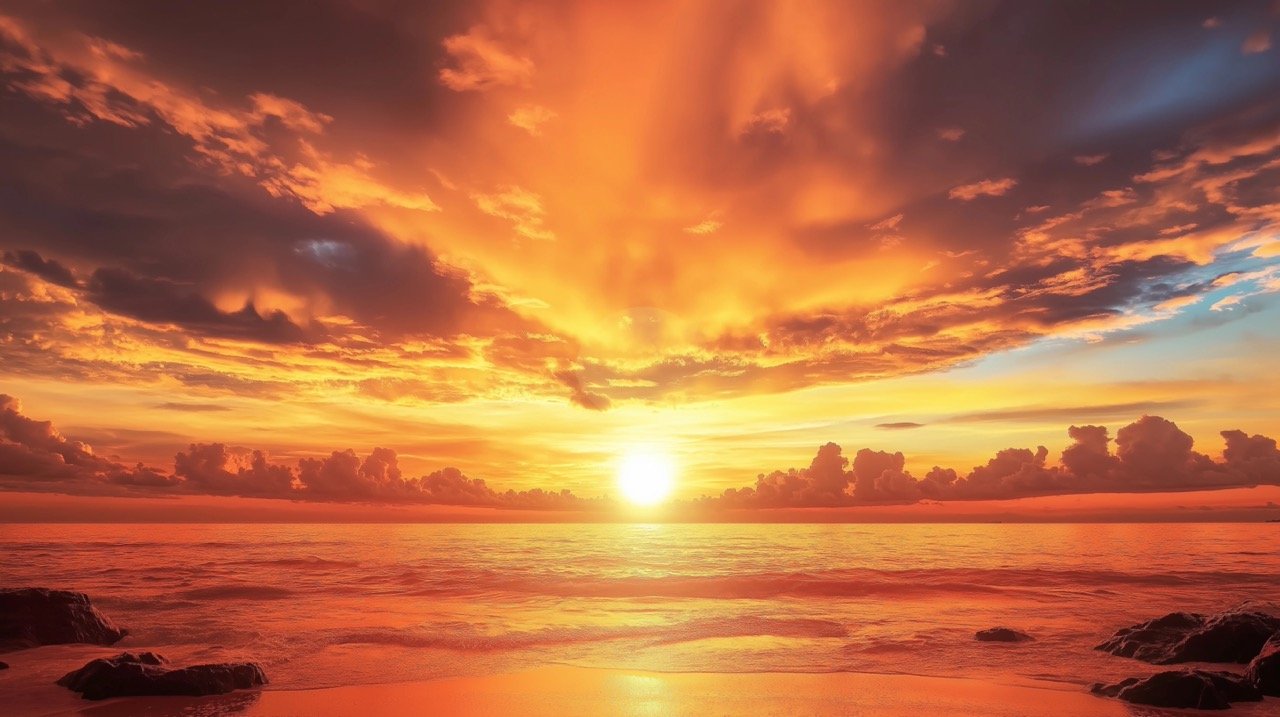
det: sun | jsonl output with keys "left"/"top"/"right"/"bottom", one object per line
{"left": 616, "top": 448, "right": 676, "bottom": 506}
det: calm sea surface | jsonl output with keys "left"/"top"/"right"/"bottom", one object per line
{"left": 1, "top": 523, "right": 1278, "bottom": 691}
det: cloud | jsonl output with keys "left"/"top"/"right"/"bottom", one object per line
{"left": 174, "top": 443, "right": 298, "bottom": 496}
{"left": 684, "top": 215, "right": 724, "bottom": 235}
{"left": 508, "top": 104, "right": 557, "bottom": 136}
{"left": 948, "top": 177, "right": 1018, "bottom": 200}
{"left": 0, "top": 394, "right": 166, "bottom": 486}
{"left": 1, "top": 1, "right": 1279, "bottom": 415}
{"left": 708, "top": 414, "right": 1280, "bottom": 508}
{"left": 87, "top": 267, "right": 313, "bottom": 344}
{"left": 0, "top": 394, "right": 100, "bottom": 478}
{"left": 0, "top": 393, "right": 594, "bottom": 508}
{"left": 0, "top": 14, "right": 432, "bottom": 215}
{"left": 553, "top": 370, "right": 612, "bottom": 411}
{"left": 1242, "top": 29, "right": 1272, "bottom": 54}
{"left": 947, "top": 401, "right": 1198, "bottom": 424}
{"left": 717, "top": 442, "right": 851, "bottom": 508}
{"left": 2, "top": 249, "right": 77, "bottom": 287}
{"left": 1114, "top": 415, "right": 1203, "bottom": 485}
{"left": 738, "top": 108, "right": 792, "bottom": 142}
{"left": 438, "top": 28, "right": 534, "bottom": 91}
{"left": 875, "top": 422, "right": 925, "bottom": 430}
{"left": 868, "top": 213, "right": 904, "bottom": 231}
{"left": 155, "top": 403, "right": 232, "bottom": 413}
{"left": 1073, "top": 154, "right": 1109, "bottom": 166}
{"left": 4, "top": 394, "right": 1279, "bottom": 511}
{"left": 1221, "top": 429, "right": 1280, "bottom": 483}
{"left": 1060, "top": 424, "right": 1118, "bottom": 480}
{"left": 473, "top": 186, "right": 555, "bottom": 241}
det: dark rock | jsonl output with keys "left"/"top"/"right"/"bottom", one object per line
{"left": 1096, "top": 609, "right": 1280, "bottom": 664}
{"left": 1091, "top": 669, "right": 1261, "bottom": 710}
{"left": 1095, "top": 611, "right": 1204, "bottom": 661}
{"left": 1202, "top": 671, "right": 1264, "bottom": 702}
{"left": 975, "top": 627, "right": 1033, "bottom": 642}
{"left": 58, "top": 652, "right": 267, "bottom": 700}
{"left": 1176, "top": 611, "right": 1280, "bottom": 663}
{"left": 1246, "top": 633, "right": 1280, "bottom": 696}
{"left": 0, "top": 661, "right": 8, "bottom": 669}
{"left": 0, "top": 588, "right": 126, "bottom": 652}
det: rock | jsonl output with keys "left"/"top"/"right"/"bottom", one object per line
{"left": 1096, "top": 608, "right": 1280, "bottom": 664}
{"left": 1246, "top": 633, "right": 1280, "bottom": 696}
{"left": 975, "top": 627, "right": 1033, "bottom": 642}
{"left": 58, "top": 652, "right": 267, "bottom": 700}
{"left": 1095, "top": 611, "right": 1204, "bottom": 661}
{"left": 0, "top": 661, "right": 8, "bottom": 669}
{"left": 0, "top": 588, "right": 126, "bottom": 652}
{"left": 1175, "top": 610, "right": 1280, "bottom": 663}
{"left": 1091, "top": 669, "right": 1261, "bottom": 710}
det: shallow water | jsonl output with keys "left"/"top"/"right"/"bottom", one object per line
{"left": 1, "top": 523, "right": 1277, "bottom": 691}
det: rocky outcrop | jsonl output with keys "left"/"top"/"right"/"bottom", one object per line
{"left": 1096, "top": 609, "right": 1280, "bottom": 664}
{"left": 975, "top": 627, "right": 1033, "bottom": 642}
{"left": 1246, "top": 633, "right": 1280, "bottom": 696}
{"left": 0, "top": 588, "right": 126, "bottom": 651}
{"left": 1091, "top": 669, "right": 1261, "bottom": 710}
{"left": 58, "top": 652, "right": 267, "bottom": 700}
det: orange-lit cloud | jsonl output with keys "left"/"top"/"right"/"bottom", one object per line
{"left": 0, "top": 1, "right": 1279, "bottom": 504}
{"left": 948, "top": 177, "right": 1018, "bottom": 201}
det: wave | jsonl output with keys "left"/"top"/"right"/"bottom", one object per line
{"left": 410, "top": 567, "right": 1276, "bottom": 600}
{"left": 320, "top": 615, "right": 848, "bottom": 652}
{"left": 178, "top": 585, "right": 297, "bottom": 600}
{"left": 236, "top": 556, "right": 361, "bottom": 569}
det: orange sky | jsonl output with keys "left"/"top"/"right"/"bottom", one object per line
{"left": 1, "top": 1, "right": 1279, "bottom": 514}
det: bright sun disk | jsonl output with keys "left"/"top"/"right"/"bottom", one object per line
{"left": 617, "top": 449, "right": 676, "bottom": 506}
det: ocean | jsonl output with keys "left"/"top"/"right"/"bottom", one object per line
{"left": 2, "top": 523, "right": 1278, "bottom": 694}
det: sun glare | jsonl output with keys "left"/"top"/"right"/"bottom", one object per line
{"left": 616, "top": 449, "right": 676, "bottom": 506}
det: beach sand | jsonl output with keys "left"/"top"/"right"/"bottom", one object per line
{"left": 30, "top": 667, "right": 1148, "bottom": 717}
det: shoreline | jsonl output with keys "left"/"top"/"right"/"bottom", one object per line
{"left": 48, "top": 666, "right": 1141, "bottom": 717}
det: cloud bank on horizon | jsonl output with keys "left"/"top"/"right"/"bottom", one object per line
{"left": 0, "top": 1, "right": 1279, "bottom": 496}
{"left": 3, "top": 393, "right": 1278, "bottom": 510}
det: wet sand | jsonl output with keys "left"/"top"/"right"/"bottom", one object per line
{"left": 48, "top": 667, "right": 1151, "bottom": 717}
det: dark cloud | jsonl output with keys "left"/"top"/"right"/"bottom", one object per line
{"left": 0, "top": 393, "right": 159, "bottom": 485}
{"left": 87, "top": 267, "right": 312, "bottom": 344}
{"left": 1221, "top": 429, "right": 1280, "bottom": 483}
{"left": 0, "top": 121, "right": 519, "bottom": 343}
{"left": 875, "top": 422, "right": 926, "bottom": 430}
{"left": 1060, "top": 424, "right": 1118, "bottom": 480}
{"left": 174, "top": 443, "right": 298, "bottom": 496}
{"left": 2, "top": 249, "right": 78, "bottom": 287}
{"left": 1114, "top": 415, "right": 1206, "bottom": 485}
{"left": 553, "top": 370, "right": 611, "bottom": 411}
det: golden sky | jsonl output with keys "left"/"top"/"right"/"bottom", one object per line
{"left": 1, "top": 1, "right": 1279, "bottom": 513}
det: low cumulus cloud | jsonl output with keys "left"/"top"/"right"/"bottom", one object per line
{"left": 710, "top": 415, "right": 1280, "bottom": 508}
{"left": 2, "top": 393, "right": 1279, "bottom": 510}
{"left": 0, "top": 394, "right": 592, "bottom": 509}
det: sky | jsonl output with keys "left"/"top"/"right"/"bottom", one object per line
{"left": 1, "top": 0, "right": 1279, "bottom": 516}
